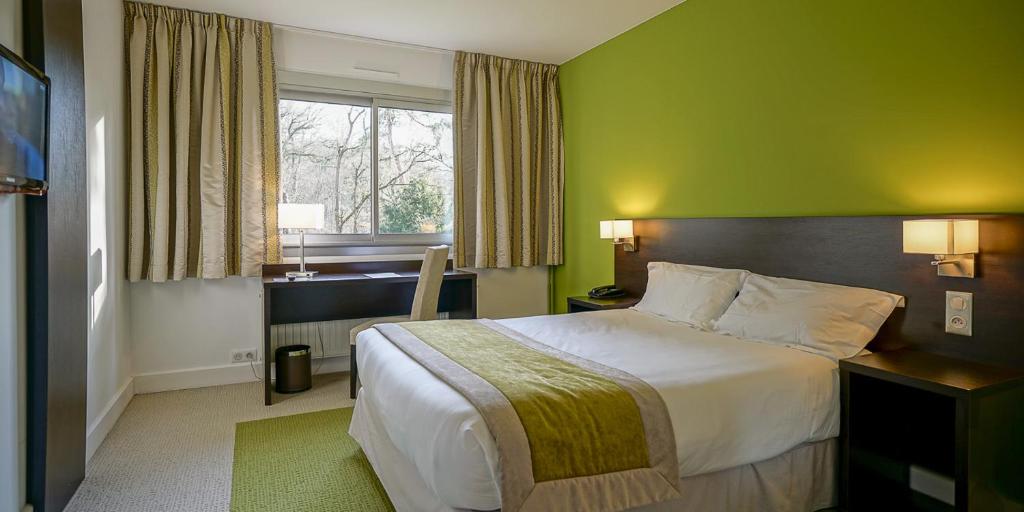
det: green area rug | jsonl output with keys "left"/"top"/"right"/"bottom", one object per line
{"left": 231, "top": 408, "right": 394, "bottom": 512}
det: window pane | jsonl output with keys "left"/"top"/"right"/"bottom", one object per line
{"left": 377, "top": 107, "right": 454, "bottom": 234}
{"left": 279, "top": 99, "right": 372, "bottom": 234}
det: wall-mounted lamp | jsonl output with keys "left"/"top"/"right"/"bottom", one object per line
{"left": 902, "top": 219, "right": 979, "bottom": 278}
{"left": 600, "top": 219, "right": 636, "bottom": 252}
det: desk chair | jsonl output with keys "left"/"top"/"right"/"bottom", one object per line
{"left": 349, "top": 245, "right": 450, "bottom": 398}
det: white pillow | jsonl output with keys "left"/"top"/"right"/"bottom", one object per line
{"left": 713, "top": 274, "right": 904, "bottom": 360}
{"left": 633, "top": 262, "right": 748, "bottom": 329}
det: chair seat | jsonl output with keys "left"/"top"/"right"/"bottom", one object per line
{"left": 350, "top": 315, "right": 410, "bottom": 346}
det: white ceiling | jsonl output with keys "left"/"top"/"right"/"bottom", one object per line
{"left": 151, "top": 0, "right": 684, "bottom": 64}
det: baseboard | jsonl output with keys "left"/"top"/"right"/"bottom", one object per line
{"left": 133, "top": 356, "right": 350, "bottom": 395}
{"left": 86, "top": 378, "right": 135, "bottom": 463}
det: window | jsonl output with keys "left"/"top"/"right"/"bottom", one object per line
{"left": 377, "top": 105, "right": 454, "bottom": 235}
{"left": 278, "top": 92, "right": 453, "bottom": 246}
{"left": 279, "top": 99, "right": 372, "bottom": 234}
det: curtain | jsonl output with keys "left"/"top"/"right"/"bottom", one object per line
{"left": 454, "top": 51, "right": 563, "bottom": 268}
{"left": 124, "top": 2, "right": 280, "bottom": 281}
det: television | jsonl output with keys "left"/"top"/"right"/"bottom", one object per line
{"left": 0, "top": 43, "right": 49, "bottom": 195}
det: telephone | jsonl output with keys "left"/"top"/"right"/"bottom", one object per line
{"left": 588, "top": 284, "right": 625, "bottom": 299}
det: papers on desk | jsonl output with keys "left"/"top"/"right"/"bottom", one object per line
{"left": 364, "top": 272, "right": 403, "bottom": 279}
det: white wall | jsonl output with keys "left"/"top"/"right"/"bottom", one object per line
{"left": 473, "top": 266, "right": 550, "bottom": 319}
{"left": 0, "top": 0, "right": 27, "bottom": 510}
{"left": 274, "top": 26, "right": 453, "bottom": 90}
{"left": 130, "top": 277, "right": 263, "bottom": 376}
{"left": 82, "top": 0, "right": 134, "bottom": 460}
{"left": 128, "top": 28, "right": 550, "bottom": 391}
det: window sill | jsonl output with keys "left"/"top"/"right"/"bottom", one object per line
{"left": 280, "top": 239, "right": 450, "bottom": 249}
{"left": 282, "top": 253, "right": 450, "bottom": 264}
{"left": 281, "top": 241, "right": 453, "bottom": 263}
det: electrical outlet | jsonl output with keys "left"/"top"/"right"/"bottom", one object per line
{"left": 945, "top": 291, "right": 973, "bottom": 336}
{"left": 231, "top": 349, "right": 259, "bottom": 364}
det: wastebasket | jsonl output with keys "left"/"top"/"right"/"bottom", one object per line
{"left": 275, "top": 344, "right": 311, "bottom": 394}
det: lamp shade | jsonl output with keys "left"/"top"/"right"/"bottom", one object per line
{"left": 903, "top": 219, "right": 979, "bottom": 255}
{"left": 599, "top": 219, "right": 634, "bottom": 239}
{"left": 278, "top": 203, "right": 325, "bottom": 230}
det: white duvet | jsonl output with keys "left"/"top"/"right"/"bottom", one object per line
{"left": 354, "top": 309, "right": 840, "bottom": 511}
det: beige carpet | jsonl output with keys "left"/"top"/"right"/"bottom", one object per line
{"left": 66, "top": 372, "right": 355, "bottom": 512}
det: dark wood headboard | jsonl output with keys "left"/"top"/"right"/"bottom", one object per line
{"left": 614, "top": 216, "right": 1024, "bottom": 370}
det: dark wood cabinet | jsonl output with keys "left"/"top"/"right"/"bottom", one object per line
{"left": 566, "top": 295, "right": 639, "bottom": 313}
{"left": 840, "top": 350, "right": 1024, "bottom": 511}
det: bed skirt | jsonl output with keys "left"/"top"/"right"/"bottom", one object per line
{"left": 349, "top": 390, "right": 837, "bottom": 512}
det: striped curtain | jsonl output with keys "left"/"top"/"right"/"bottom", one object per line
{"left": 454, "top": 51, "right": 563, "bottom": 268}
{"left": 125, "top": 2, "right": 280, "bottom": 281}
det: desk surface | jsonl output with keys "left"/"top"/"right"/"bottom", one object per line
{"left": 840, "top": 349, "right": 1024, "bottom": 396}
{"left": 262, "top": 269, "right": 475, "bottom": 288}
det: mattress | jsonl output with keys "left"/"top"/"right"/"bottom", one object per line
{"left": 353, "top": 309, "right": 841, "bottom": 511}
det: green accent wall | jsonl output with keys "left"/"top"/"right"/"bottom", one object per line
{"left": 554, "top": 0, "right": 1024, "bottom": 312}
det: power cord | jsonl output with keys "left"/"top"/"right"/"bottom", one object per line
{"left": 250, "top": 355, "right": 262, "bottom": 382}
{"left": 313, "top": 323, "right": 326, "bottom": 375}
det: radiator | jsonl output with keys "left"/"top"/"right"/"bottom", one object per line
{"left": 270, "top": 313, "right": 450, "bottom": 359}
{"left": 270, "top": 319, "right": 363, "bottom": 359}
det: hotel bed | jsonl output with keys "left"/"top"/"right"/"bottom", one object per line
{"left": 350, "top": 308, "right": 844, "bottom": 511}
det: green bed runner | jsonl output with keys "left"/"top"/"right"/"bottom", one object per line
{"left": 402, "top": 320, "right": 649, "bottom": 482}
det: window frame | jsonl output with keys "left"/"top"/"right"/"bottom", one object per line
{"left": 278, "top": 80, "right": 454, "bottom": 249}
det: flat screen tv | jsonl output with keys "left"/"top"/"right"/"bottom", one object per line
{"left": 0, "top": 43, "right": 49, "bottom": 195}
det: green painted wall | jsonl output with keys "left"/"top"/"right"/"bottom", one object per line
{"left": 553, "top": 0, "right": 1024, "bottom": 311}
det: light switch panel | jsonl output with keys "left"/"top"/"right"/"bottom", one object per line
{"left": 945, "top": 291, "right": 973, "bottom": 336}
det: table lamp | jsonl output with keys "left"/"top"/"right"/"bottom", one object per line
{"left": 279, "top": 203, "right": 325, "bottom": 278}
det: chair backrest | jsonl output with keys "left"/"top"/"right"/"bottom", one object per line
{"left": 409, "top": 245, "right": 450, "bottom": 321}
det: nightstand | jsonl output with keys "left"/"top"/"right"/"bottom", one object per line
{"left": 839, "top": 350, "right": 1024, "bottom": 511}
{"left": 566, "top": 295, "right": 639, "bottom": 313}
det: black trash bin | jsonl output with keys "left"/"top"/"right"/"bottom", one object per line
{"left": 275, "top": 344, "right": 312, "bottom": 393}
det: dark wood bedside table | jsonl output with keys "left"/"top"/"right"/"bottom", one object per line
{"left": 839, "top": 350, "right": 1024, "bottom": 511}
{"left": 566, "top": 295, "right": 639, "bottom": 313}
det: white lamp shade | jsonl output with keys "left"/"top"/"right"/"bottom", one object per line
{"left": 278, "top": 203, "right": 325, "bottom": 230}
{"left": 613, "top": 219, "right": 634, "bottom": 239}
{"left": 599, "top": 219, "right": 634, "bottom": 239}
{"left": 903, "top": 219, "right": 979, "bottom": 255}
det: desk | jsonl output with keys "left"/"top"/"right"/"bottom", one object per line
{"left": 262, "top": 261, "right": 477, "bottom": 405}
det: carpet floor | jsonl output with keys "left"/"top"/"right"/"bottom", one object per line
{"left": 67, "top": 372, "right": 356, "bottom": 512}
{"left": 231, "top": 408, "right": 393, "bottom": 512}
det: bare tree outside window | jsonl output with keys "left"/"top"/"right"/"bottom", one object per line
{"left": 278, "top": 98, "right": 453, "bottom": 239}
{"left": 279, "top": 99, "right": 371, "bottom": 234}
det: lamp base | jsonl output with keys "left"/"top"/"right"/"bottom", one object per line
{"left": 285, "top": 270, "right": 318, "bottom": 279}
{"left": 615, "top": 237, "right": 637, "bottom": 252}
{"left": 933, "top": 254, "right": 975, "bottom": 278}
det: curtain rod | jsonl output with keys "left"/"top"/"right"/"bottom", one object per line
{"left": 273, "top": 23, "right": 456, "bottom": 56}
